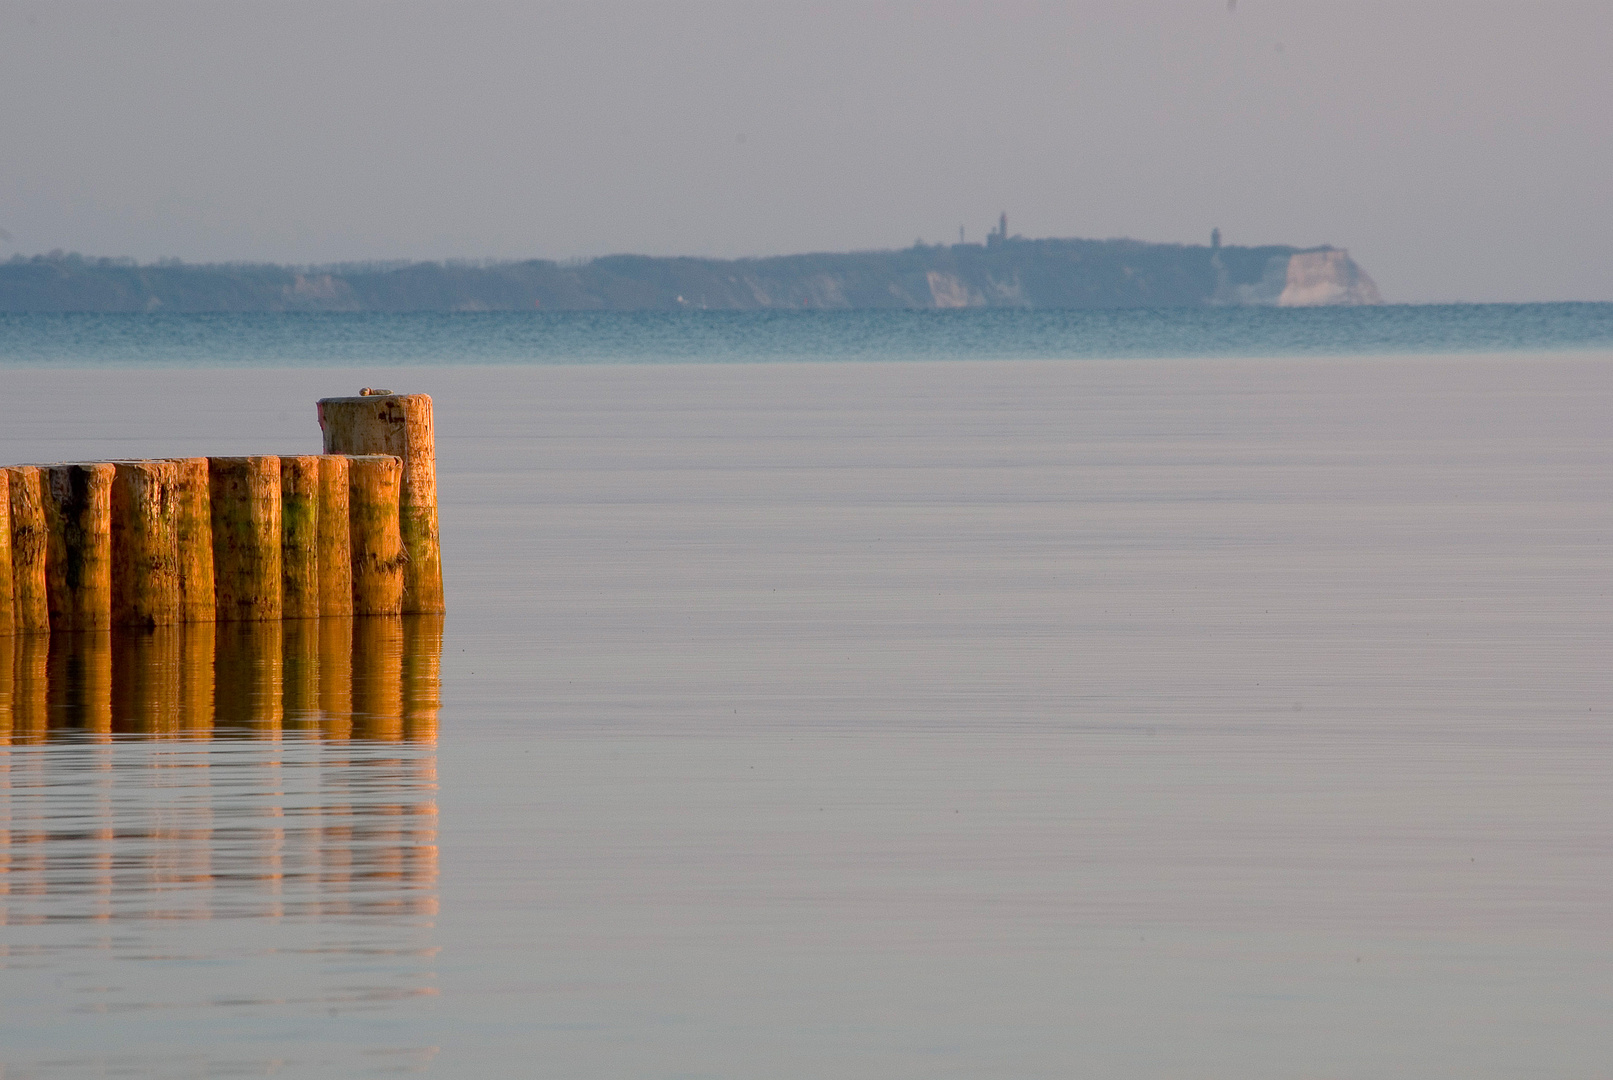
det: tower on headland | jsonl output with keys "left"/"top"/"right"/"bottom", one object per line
{"left": 1211, "top": 227, "right": 1221, "bottom": 250}
{"left": 987, "top": 212, "right": 1009, "bottom": 247}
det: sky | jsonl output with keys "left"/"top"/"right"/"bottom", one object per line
{"left": 2, "top": 1, "right": 1609, "bottom": 303}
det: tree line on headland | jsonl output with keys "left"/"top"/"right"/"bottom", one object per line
{"left": 0, "top": 236, "right": 1380, "bottom": 312}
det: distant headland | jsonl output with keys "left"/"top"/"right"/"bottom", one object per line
{"left": 0, "top": 226, "right": 1381, "bottom": 313}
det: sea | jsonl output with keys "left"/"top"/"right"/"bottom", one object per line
{"left": 1, "top": 305, "right": 1609, "bottom": 1079}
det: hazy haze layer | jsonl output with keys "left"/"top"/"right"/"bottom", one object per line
{"left": 2, "top": 1, "right": 1610, "bottom": 303}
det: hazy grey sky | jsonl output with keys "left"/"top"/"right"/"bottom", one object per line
{"left": 3, "top": 1, "right": 1609, "bottom": 302}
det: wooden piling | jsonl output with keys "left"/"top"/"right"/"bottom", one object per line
{"left": 111, "top": 461, "right": 182, "bottom": 628}
{"left": 6, "top": 467, "right": 49, "bottom": 634}
{"left": 280, "top": 455, "right": 321, "bottom": 620}
{"left": 316, "top": 455, "right": 353, "bottom": 617}
{"left": 348, "top": 455, "right": 405, "bottom": 617}
{"left": 44, "top": 463, "right": 114, "bottom": 632}
{"left": 209, "top": 457, "right": 282, "bottom": 622}
{"left": 0, "top": 469, "right": 11, "bottom": 636}
{"left": 317, "top": 394, "right": 444, "bottom": 615}
{"left": 172, "top": 458, "right": 216, "bottom": 623}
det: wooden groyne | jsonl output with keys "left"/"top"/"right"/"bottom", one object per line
{"left": 0, "top": 392, "right": 442, "bottom": 634}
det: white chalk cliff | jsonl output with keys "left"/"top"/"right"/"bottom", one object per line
{"left": 1215, "top": 248, "right": 1381, "bottom": 307}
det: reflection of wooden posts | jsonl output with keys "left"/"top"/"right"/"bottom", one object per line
{"left": 44, "top": 463, "right": 114, "bottom": 632}
{"left": 317, "top": 394, "right": 444, "bottom": 615}
{"left": 7, "top": 467, "right": 49, "bottom": 634}
{"left": 13, "top": 632, "right": 48, "bottom": 742}
{"left": 282, "top": 618, "right": 321, "bottom": 731}
{"left": 403, "top": 613, "right": 443, "bottom": 741}
{"left": 111, "top": 461, "right": 181, "bottom": 628}
{"left": 0, "top": 634, "right": 11, "bottom": 739}
{"left": 172, "top": 458, "right": 216, "bottom": 623}
{"left": 280, "top": 455, "right": 321, "bottom": 620}
{"left": 352, "top": 615, "right": 403, "bottom": 740}
{"left": 209, "top": 457, "right": 282, "bottom": 622}
{"left": 0, "top": 469, "right": 11, "bottom": 636}
{"left": 214, "top": 621, "right": 283, "bottom": 735}
{"left": 47, "top": 630, "right": 112, "bottom": 735}
{"left": 318, "top": 617, "right": 354, "bottom": 740}
{"left": 348, "top": 456, "right": 405, "bottom": 616}
{"left": 317, "top": 456, "right": 352, "bottom": 617}
{"left": 112, "top": 627, "right": 182, "bottom": 735}
{"left": 177, "top": 622, "right": 215, "bottom": 736}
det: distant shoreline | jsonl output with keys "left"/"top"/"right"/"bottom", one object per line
{"left": 0, "top": 236, "right": 1381, "bottom": 313}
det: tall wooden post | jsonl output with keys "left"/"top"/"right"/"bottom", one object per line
{"left": 111, "top": 461, "right": 181, "bottom": 628}
{"left": 209, "top": 457, "right": 282, "bottom": 622}
{"left": 0, "top": 468, "right": 12, "bottom": 636}
{"left": 6, "top": 467, "right": 49, "bottom": 634}
{"left": 348, "top": 455, "right": 405, "bottom": 616}
{"left": 172, "top": 458, "right": 216, "bottom": 623}
{"left": 280, "top": 455, "right": 321, "bottom": 620}
{"left": 44, "top": 462, "right": 115, "bottom": 632}
{"left": 316, "top": 455, "right": 352, "bottom": 616}
{"left": 317, "top": 394, "right": 444, "bottom": 614}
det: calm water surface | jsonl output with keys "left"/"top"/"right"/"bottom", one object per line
{"left": 1, "top": 349, "right": 1610, "bottom": 1077}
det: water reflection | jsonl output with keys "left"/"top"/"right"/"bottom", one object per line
{"left": 0, "top": 618, "right": 441, "bottom": 1067}
{"left": 0, "top": 614, "right": 442, "bottom": 742}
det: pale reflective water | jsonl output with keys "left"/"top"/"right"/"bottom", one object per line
{"left": 1, "top": 353, "right": 1610, "bottom": 1077}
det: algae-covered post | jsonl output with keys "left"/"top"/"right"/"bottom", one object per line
{"left": 44, "top": 462, "right": 114, "bottom": 632}
{"left": 0, "top": 468, "right": 11, "bottom": 635}
{"left": 209, "top": 456, "right": 283, "bottom": 622}
{"left": 316, "top": 455, "right": 353, "bottom": 617}
{"left": 317, "top": 393, "right": 444, "bottom": 615}
{"left": 348, "top": 454, "right": 405, "bottom": 617}
{"left": 280, "top": 455, "right": 321, "bottom": 620}
{"left": 7, "top": 466, "right": 50, "bottom": 634}
{"left": 110, "top": 460, "right": 181, "bottom": 628}
{"left": 172, "top": 458, "right": 216, "bottom": 623}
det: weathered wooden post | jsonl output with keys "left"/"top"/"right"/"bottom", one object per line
{"left": 172, "top": 458, "right": 216, "bottom": 623}
{"left": 280, "top": 455, "right": 321, "bottom": 620}
{"left": 0, "top": 469, "right": 11, "bottom": 637}
{"left": 316, "top": 455, "right": 352, "bottom": 617}
{"left": 6, "top": 466, "right": 49, "bottom": 634}
{"left": 44, "top": 462, "right": 115, "bottom": 632}
{"left": 209, "top": 457, "right": 282, "bottom": 622}
{"left": 317, "top": 393, "right": 444, "bottom": 614}
{"left": 348, "top": 455, "right": 405, "bottom": 616}
{"left": 111, "top": 461, "right": 181, "bottom": 628}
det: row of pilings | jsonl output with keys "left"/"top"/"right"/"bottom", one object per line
{"left": 0, "top": 394, "right": 444, "bottom": 634}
